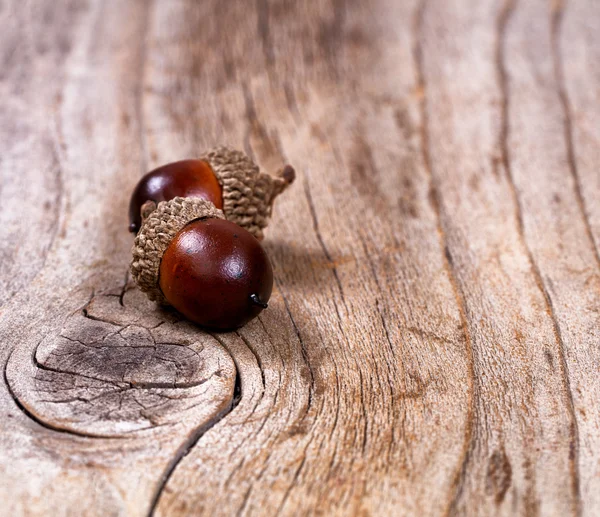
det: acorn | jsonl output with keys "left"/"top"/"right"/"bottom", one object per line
{"left": 128, "top": 159, "right": 224, "bottom": 233}
{"left": 130, "top": 197, "right": 273, "bottom": 330}
{"left": 128, "top": 146, "right": 295, "bottom": 240}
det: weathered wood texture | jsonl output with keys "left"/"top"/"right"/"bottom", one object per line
{"left": 0, "top": 0, "right": 598, "bottom": 515}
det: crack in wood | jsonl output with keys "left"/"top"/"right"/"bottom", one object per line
{"left": 496, "top": 0, "right": 581, "bottom": 510}
{"left": 412, "top": 0, "right": 477, "bottom": 514}
{"left": 550, "top": 0, "right": 600, "bottom": 271}
{"left": 273, "top": 277, "right": 315, "bottom": 422}
{"left": 276, "top": 453, "right": 308, "bottom": 516}
{"left": 146, "top": 367, "right": 242, "bottom": 517}
{"left": 303, "top": 177, "right": 345, "bottom": 299}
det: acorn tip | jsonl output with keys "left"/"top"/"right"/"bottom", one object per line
{"left": 250, "top": 293, "right": 268, "bottom": 309}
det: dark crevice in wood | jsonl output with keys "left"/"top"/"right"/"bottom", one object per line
{"left": 412, "top": 0, "right": 477, "bottom": 514}
{"left": 496, "top": 0, "right": 581, "bottom": 511}
{"left": 233, "top": 455, "right": 273, "bottom": 513}
{"left": 225, "top": 458, "right": 246, "bottom": 488}
{"left": 37, "top": 387, "right": 129, "bottom": 406}
{"left": 147, "top": 380, "right": 239, "bottom": 517}
{"left": 254, "top": 452, "right": 273, "bottom": 483}
{"left": 118, "top": 269, "right": 130, "bottom": 307}
{"left": 358, "top": 237, "right": 404, "bottom": 382}
{"left": 274, "top": 277, "right": 315, "bottom": 421}
{"left": 276, "top": 453, "right": 308, "bottom": 516}
{"left": 234, "top": 330, "right": 266, "bottom": 400}
{"left": 303, "top": 176, "right": 345, "bottom": 299}
{"left": 266, "top": 289, "right": 337, "bottom": 512}
{"left": 311, "top": 322, "right": 341, "bottom": 446}
{"left": 81, "top": 308, "right": 116, "bottom": 323}
{"left": 358, "top": 234, "right": 383, "bottom": 292}
{"left": 329, "top": 297, "right": 347, "bottom": 341}
{"left": 374, "top": 297, "right": 401, "bottom": 458}
{"left": 254, "top": 317, "right": 286, "bottom": 416}
{"left": 278, "top": 163, "right": 348, "bottom": 443}
{"left": 234, "top": 451, "right": 275, "bottom": 517}
{"left": 325, "top": 287, "right": 368, "bottom": 460}
{"left": 233, "top": 331, "right": 274, "bottom": 443}
{"left": 356, "top": 234, "right": 399, "bottom": 457}
{"left": 494, "top": 0, "right": 543, "bottom": 509}
{"left": 375, "top": 298, "right": 398, "bottom": 362}
{"left": 236, "top": 484, "right": 254, "bottom": 517}
{"left": 81, "top": 299, "right": 130, "bottom": 328}
{"left": 551, "top": 0, "right": 600, "bottom": 271}
{"left": 207, "top": 332, "right": 262, "bottom": 464}
{"left": 544, "top": 290, "right": 582, "bottom": 513}
{"left": 59, "top": 333, "right": 151, "bottom": 350}
{"left": 232, "top": 361, "right": 242, "bottom": 407}
{"left": 143, "top": 316, "right": 242, "bottom": 517}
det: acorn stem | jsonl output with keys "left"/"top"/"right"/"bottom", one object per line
{"left": 250, "top": 294, "right": 268, "bottom": 309}
{"left": 280, "top": 165, "right": 296, "bottom": 184}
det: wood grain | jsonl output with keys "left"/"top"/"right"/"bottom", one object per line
{"left": 0, "top": 0, "right": 598, "bottom": 516}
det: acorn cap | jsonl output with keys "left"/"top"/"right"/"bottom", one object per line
{"left": 130, "top": 197, "right": 225, "bottom": 304}
{"left": 201, "top": 146, "right": 295, "bottom": 240}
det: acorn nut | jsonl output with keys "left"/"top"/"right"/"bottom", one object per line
{"left": 128, "top": 159, "right": 223, "bottom": 233}
{"left": 130, "top": 197, "right": 273, "bottom": 330}
{"left": 128, "top": 146, "right": 295, "bottom": 240}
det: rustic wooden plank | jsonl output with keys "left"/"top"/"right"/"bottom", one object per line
{"left": 0, "top": 0, "right": 598, "bottom": 516}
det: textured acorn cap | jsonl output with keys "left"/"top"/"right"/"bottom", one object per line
{"left": 201, "top": 146, "right": 295, "bottom": 240}
{"left": 130, "top": 197, "right": 225, "bottom": 304}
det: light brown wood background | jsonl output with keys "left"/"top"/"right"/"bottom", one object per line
{"left": 0, "top": 0, "right": 598, "bottom": 515}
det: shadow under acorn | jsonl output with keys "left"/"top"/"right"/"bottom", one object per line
{"left": 120, "top": 238, "right": 334, "bottom": 358}
{"left": 264, "top": 239, "right": 355, "bottom": 294}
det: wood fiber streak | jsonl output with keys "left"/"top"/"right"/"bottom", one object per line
{"left": 0, "top": 1, "right": 598, "bottom": 516}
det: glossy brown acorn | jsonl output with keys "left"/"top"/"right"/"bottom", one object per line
{"left": 128, "top": 160, "right": 223, "bottom": 233}
{"left": 159, "top": 218, "right": 273, "bottom": 330}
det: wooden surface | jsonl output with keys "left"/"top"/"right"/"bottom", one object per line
{"left": 0, "top": 0, "right": 598, "bottom": 515}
